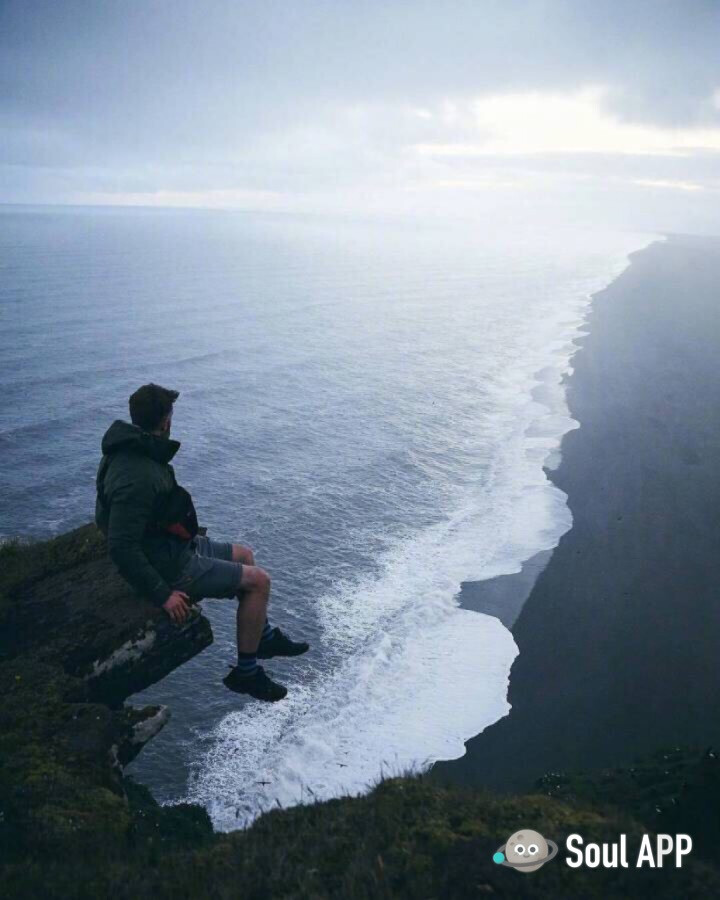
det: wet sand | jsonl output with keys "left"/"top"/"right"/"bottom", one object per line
{"left": 434, "top": 234, "right": 720, "bottom": 791}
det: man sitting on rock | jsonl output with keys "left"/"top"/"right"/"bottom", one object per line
{"left": 95, "top": 383, "right": 308, "bottom": 702}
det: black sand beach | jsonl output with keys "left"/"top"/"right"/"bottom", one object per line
{"left": 434, "top": 234, "right": 720, "bottom": 792}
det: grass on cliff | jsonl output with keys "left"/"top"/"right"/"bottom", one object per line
{"left": 3, "top": 527, "right": 720, "bottom": 898}
{"left": 5, "top": 772, "right": 720, "bottom": 900}
{"left": 0, "top": 527, "right": 106, "bottom": 604}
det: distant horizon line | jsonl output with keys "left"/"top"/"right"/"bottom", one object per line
{"left": 0, "top": 200, "right": 297, "bottom": 215}
{"left": 2, "top": 202, "right": 720, "bottom": 241}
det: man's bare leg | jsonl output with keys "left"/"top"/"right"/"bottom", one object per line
{"left": 232, "top": 542, "right": 277, "bottom": 650}
{"left": 231, "top": 541, "right": 309, "bottom": 661}
{"left": 236, "top": 565, "right": 270, "bottom": 654}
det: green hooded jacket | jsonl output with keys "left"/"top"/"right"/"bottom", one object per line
{"left": 95, "top": 420, "right": 198, "bottom": 607}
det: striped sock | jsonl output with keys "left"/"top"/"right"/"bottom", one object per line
{"left": 260, "top": 619, "right": 277, "bottom": 644}
{"left": 236, "top": 650, "right": 258, "bottom": 677}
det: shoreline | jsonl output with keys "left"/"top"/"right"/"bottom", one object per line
{"left": 450, "top": 237, "right": 653, "bottom": 642}
{"left": 434, "top": 233, "right": 720, "bottom": 791}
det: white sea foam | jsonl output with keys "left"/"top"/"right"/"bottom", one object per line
{"left": 191, "top": 605, "right": 515, "bottom": 829}
{"left": 185, "top": 230, "right": 657, "bottom": 831}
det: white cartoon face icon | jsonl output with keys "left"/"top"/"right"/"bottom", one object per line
{"left": 494, "top": 829, "right": 558, "bottom": 873}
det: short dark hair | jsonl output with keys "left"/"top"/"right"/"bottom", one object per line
{"left": 128, "top": 383, "right": 179, "bottom": 431}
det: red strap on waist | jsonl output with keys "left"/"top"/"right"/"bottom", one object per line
{"left": 165, "top": 522, "right": 193, "bottom": 541}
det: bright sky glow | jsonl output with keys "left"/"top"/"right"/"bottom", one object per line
{"left": 413, "top": 89, "right": 720, "bottom": 157}
{"left": 1, "top": 0, "right": 719, "bottom": 230}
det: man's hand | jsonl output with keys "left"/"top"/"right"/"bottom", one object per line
{"left": 163, "top": 590, "right": 191, "bottom": 624}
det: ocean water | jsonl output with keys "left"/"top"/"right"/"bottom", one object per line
{"left": 0, "top": 205, "right": 652, "bottom": 829}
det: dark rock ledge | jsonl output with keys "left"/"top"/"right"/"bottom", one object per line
{"left": 0, "top": 524, "right": 213, "bottom": 857}
{"left": 2, "top": 525, "right": 720, "bottom": 899}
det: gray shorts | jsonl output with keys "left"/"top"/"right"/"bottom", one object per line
{"left": 171, "top": 535, "right": 243, "bottom": 601}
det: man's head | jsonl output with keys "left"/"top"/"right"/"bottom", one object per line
{"left": 128, "top": 383, "right": 179, "bottom": 435}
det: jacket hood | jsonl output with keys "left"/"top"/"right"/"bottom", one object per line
{"left": 101, "top": 419, "right": 180, "bottom": 464}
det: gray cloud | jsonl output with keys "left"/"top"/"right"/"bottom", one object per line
{"left": 1, "top": 0, "right": 719, "bottom": 206}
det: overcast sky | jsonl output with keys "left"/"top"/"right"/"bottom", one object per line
{"left": 2, "top": 1, "right": 719, "bottom": 228}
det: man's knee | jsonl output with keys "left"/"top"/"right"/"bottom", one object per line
{"left": 238, "top": 564, "right": 270, "bottom": 597}
{"left": 232, "top": 543, "right": 255, "bottom": 565}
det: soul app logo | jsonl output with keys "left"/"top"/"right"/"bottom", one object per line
{"left": 493, "top": 829, "right": 559, "bottom": 872}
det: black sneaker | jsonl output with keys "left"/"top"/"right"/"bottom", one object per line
{"left": 257, "top": 627, "right": 310, "bottom": 660}
{"left": 223, "top": 664, "right": 288, "bottom": 701}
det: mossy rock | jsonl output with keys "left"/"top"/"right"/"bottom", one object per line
{"left": 2, "top": 525, "right": 720, "bottom": 898}
{"left": 0, "top": 525, "right": 213, "bottom": 866}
